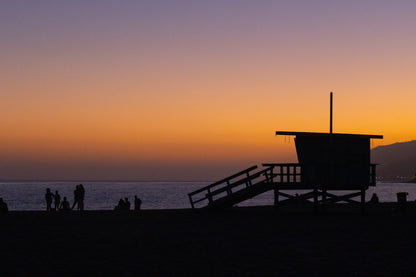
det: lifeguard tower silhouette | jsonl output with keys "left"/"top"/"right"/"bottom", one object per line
{"left": 188, "top": 93, "right": 383, "bottom": 211}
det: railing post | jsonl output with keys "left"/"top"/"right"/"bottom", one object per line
{"left": 207, "top": 188, "right": 213, "bottom": 203}
{"left": 264, "top": 168, "right": 270, "bottom": 183}
{"left": 246, "top": 172, "right": 252, "bottom": 187}
{"left": 293, "top": 166, "right": 296, "bottom": 183}
{"left": 292, "top": 165, "right": 295, "bottom": 182}
{"left": 188, "top": 194, "right": 195, "bottom": 209}
{"left": 285, "top": 165, "right": 288, "bottom": 183}
{"left": 226, "top": 180, "right": 231, "bottom": 195}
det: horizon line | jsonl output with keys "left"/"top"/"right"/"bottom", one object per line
{"left": 0, "top": 179, "right": 213, "bottom": 183}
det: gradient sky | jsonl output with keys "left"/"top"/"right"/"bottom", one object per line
{"left": 1, "top": 1, "right": 415, "bottom": 181}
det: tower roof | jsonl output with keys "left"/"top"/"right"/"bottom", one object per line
{"left": 275, "top": 131, "right": 383, "bottom": 139}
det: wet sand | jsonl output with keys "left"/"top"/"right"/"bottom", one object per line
{"left": 1, "top": 203, "right": 416, "bottom": 276}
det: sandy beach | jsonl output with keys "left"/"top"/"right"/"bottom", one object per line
{"left": 1, "top": 203, "right": 416, "bottom": 276}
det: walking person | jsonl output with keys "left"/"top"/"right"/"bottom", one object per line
{"left": 54, "top": 191, "right": 61, "bottom": 211}
{"left": 45, "top": 188, "right": 54, "bottom": 212}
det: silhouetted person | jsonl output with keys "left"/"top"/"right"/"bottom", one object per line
{"left": 125, "top": 197, "right": 131, "bottom": 210}
{"left": 115, "top": 198, "right": 126, "bottom": 210}
{"left": 0, "top": 198, "right": 8, "bottom": 213}
{"left": 45, "top": 188, "right": 54, "bottom": 212}
{"left": 59, "top": 197, "right": 71, "bottom": 211}
{"left": 396, "top": 192, "right": 408, "bottom": 212}
{"left": 78, "top": 184, "right": 85, "bottom": 211}
{"left": 370, "top": 193, "right": 379, "bottom": 204}
{"left": 72, "top": 185, "right": 80, "bottom": 210}
{"left": 134, "top": 195, "right": 142, "bottom": 211}
{"left": 54, "top": 191, "right": 61, "bottom": 211}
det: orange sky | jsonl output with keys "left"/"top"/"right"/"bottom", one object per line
{"left": 1, "top": 1, "right": 415, "bottom": 180}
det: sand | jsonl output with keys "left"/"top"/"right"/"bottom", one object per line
{"left": 1, "top": 203, "right": 416, "bottom": 276}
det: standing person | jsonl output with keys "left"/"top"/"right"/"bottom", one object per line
{"left": 71, "top": 185, "right": 80, "bottom": 210}
{"left": 125, "top": 197, "right": 131, "bottom": 210}
{"left": 54, "top": 191, "right": 61, "bottom": 211}
{"left": 78, "top": 184, "right": 85, "bottom": 211}
{"left": 134, "top": 195, "right": 142, "bottom": 211}
{"left": 45, "top": 188, "right": 54, "bottom": 212}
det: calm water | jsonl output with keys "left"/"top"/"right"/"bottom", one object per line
{"left": 0, "top": 181, "right": 414, "bottom": 211}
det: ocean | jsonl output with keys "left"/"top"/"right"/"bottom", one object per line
{"left": 0, "top": 181, "right": 415, "bottom": 211}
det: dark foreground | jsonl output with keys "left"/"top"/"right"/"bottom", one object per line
{"left": 1, "top": 203, "right": 416, "bottom": 276}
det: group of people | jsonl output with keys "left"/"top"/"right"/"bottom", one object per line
{"left": 45, "top": 184, "right": 85, "bottom": 212}
{"left": 115, "top": 195, "right": 142, "bottom": 211}
{"left": 71, "top": 184, "right": 85, "bottom": 211}
{"left": 45, "top": 188, "right": 64, "bottom": 211}
{"left": 45, "top": 185, "right": 143, "bottom": 212}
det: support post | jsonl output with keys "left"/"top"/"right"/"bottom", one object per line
{"left": 361, "top": 189, "right": 366, "bottom": 213}
{"left": 274, "top": 187, "right": 279, "bottom": 211}
{"left": 322, "top": 189, "right": 327, "bottom": 211}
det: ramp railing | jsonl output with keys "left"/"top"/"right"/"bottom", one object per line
{"left": 262, "top": 163, "right": 302, "bottom": 184}
{"left": 188, "top": 165, "right": 275, "bottom": 209}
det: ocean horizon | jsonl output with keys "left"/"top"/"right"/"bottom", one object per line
{"left": 1, "top": 181, "right": 415, "bottom": 211}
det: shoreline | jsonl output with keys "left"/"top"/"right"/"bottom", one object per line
{"left": 3, "top": 201, "right": 415, "bottom": 213}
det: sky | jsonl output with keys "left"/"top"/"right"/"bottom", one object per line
{"left": 1, "top": 0, "right": 415, "bottom": 181}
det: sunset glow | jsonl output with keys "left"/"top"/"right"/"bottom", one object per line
{"left": 1, "top": 1, "right": 415, "bottom": 180}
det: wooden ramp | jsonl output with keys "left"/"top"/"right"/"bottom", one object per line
{"left": 188, "top": 164, "right": 304, "bottom": 209}
{"left": 188, "top": 165, "right": 275, "bottom": 209}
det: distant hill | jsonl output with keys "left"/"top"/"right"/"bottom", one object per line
{"left": 371, "top": 140, "right": 416, "bottom": 182}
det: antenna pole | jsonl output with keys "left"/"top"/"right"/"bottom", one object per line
{"left": 330, "top": 92, "right": 333, "bottom": 134}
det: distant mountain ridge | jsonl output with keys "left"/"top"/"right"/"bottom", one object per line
{"left": 371, "top": 140, "right": 416, "bottom": 182}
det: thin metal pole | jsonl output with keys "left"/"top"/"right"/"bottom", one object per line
{"left": 330, "top": 92, "right": 333, "bottom": 134}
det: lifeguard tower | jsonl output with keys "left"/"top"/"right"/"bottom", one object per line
{"left": 188, "top": 93, "right": 383, "bottom": 211}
